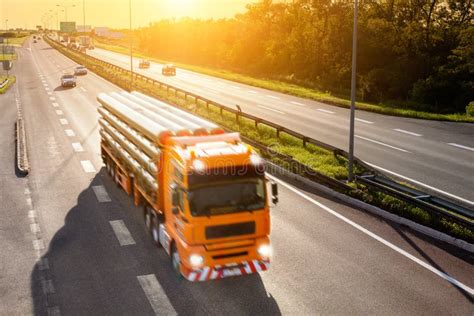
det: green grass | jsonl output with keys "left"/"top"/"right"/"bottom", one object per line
{"left": 48, "top": 37, "right": 474, "bottom": 243}
{"left": 0, "top": 75, "right": 16, "bottom": 94}
{"left": 93, "top": 40, "right": 474, "bottom": 123}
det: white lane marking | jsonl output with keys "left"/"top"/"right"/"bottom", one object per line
{"left": 355, "top": 135, "right": 411, "bottom": 153}
{"left": 230, "top": 85, "right": 241, "bottom": 90}
{"left": 41, "top": 280, "right": 55, "bottom": 295}
{"left": 43, "top": 83, "right": 48, "bottom": 87}
{"left": 137, "top": 275, "right": 177, "bottom": 315}
{"left": 447, "top": 143, "right": 474, "bottom": 152}
{"left": 92, "top": 185, "right": 111, "bottom": 202}
{"left": 109, "top": 220, "right": 136, "bottom": 246}
{"left": 47, "top": 92, "right": 53, "bottom": 95}
{"left": 317, "top": 108, "right": 335, "bottom": 114}
{"left": 247, "top": 90, "right": 259, "bottom": 94}
{"left": 33, "top": 239, "right": 45, "bottom": 250}
{"left": 55, "top": 110, "right": 63, "bottom": 115}
{"left": 266, "top": 95, "right": 280, "bottom": 100}
{"left": 393, "top": 129, "right": 423, "bottom": 137}
{"left": 257, "top": 104, "right": 285, "bottom": 114}
{"left": 364, "top": 162, "right": 474, "bottom": 206}
{"left": 71, "top": 142, "right": 84, "bottom": 152}
{"left": 268, "top": 174, "right": 474, "bottom": 295}
{"left": 59, "top": 118, "right": 68, "bottom": 125}
{"left": 52, "top": 102, "right": 59, "bottom": 108}
{"left": 355, "top": 118, "right": 374, "bottom": 124}
{"left": 30, "top": 223, "right": 41, "bottom": 234}
{"left": 80, "top": 160, "right": 96, "bottom": 173}
{"left": 45, "top": 87, "right": 50, "bottom": 91}
{"left": 291, "top": 101, "right": 305, "bottom": 106}
{"left": 80, "top": 87, "right": 87, "bottom": 92}
{"left": 64, "top": 129, "right": 75, "bottom": 137}
{"left": 28, "top": 210, "right": 37, "bottom": 219}
{"left": 49, "top": 97, "right": 56, "bottom": 101}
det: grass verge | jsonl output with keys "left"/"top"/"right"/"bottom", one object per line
{"left": 49, "top": 37, "right": 474, "bottom": 243}
{"left": 0, "top": 75, "right": 15, "bottom": 94}
{"left": 93, "top": 40, "right": 474, "bottom": 123}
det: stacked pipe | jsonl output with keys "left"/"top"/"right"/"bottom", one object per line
{"left": 97, "top": 91, "right": 225, "bottom": 195}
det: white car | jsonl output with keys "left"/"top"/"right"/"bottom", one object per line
{"left": 74, "top": 66, "right": 88, "bottom": 76}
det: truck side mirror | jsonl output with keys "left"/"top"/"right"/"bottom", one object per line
{"left": 271, "top": 181, "right": 278, "bottom": 204}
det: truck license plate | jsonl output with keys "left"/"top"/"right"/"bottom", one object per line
{"left": 223, "top": 268, "right": 240, "bottom": 277}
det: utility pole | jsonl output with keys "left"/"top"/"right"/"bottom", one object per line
{"left": 348, "top": 0, "right": 358, "bottom": 182}
{"left": 129, "top": 0, "right": 133, "bottom": 91}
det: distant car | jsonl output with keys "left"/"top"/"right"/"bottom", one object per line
{"left": 61, "top": 74, "right": 77, "bottom": 87}
{"left": 33, "top": 40, "right": 37, "bottom": 43}
{"left": 37, "top": 37, "right": 41, "bottom": 40}
{"left": 33, "top": 35, "right": 36, "bottom": 39}
{"left": 139, "top": 59, "right": 150, "bottom": 69}
{"left": 74, "top": 65, "right": 88, "bottom": 76}
{"left": 88, "top": 45, "right": 95, "bottom": 50}
{"left": 162, "top": 64, "right": 176, "bottom": 76}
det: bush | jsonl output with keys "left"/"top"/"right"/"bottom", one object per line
{"left": 466, "top": 101, "right": 474, "bottom": 116}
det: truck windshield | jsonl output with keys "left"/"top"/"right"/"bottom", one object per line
{"left": 188, "top": 178, "right": 266, "bottom": 216}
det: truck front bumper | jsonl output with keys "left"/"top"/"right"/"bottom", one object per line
{"left": 182, "top": 259, "right": 270, "bottom": 282}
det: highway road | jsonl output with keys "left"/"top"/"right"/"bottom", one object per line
{"left": 0, "top": 37, "right": 472, "bottom": 315}
{"left": 84, "top": 47, "right": 474, "bottom": 205}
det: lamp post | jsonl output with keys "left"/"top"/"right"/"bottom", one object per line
{"left": 56, "top": 4, "right": 76, "bottom": 22}
{"left": 348, "top": 0, "right": 358, "bottom": 182}
{"left": 129, "top": 0, "right": 133, "bottom": 91}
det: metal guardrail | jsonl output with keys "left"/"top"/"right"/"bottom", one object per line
{"left": 47, "top": 37, "right": 473, "bottom": 230}
{"left": 357, "top": 175, "right": 473, "bottom": 229}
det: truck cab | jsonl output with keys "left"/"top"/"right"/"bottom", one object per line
{"left": 151, "top": 134, "right": 277, "bottom": 280}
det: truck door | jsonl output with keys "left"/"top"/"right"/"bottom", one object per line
{"left": 169, "top": 162, "right": 186, "bottom": 238}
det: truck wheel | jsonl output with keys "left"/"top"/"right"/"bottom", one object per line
{"left": 144, "top": 206, "right": 152, "bottom": 233}
{"left": 151, "top": 216, "right": 162, "bottom": 248}
{"left": 171, "top": 243, "right": 183, "bottom": 279}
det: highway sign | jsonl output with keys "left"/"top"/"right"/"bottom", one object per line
{"left": 60, "top": 22, "right": 76, "bottom": 33}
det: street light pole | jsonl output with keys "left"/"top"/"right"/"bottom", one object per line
{"left": 348, "top": 0, "right": 358, "bottom": 182}
{"left": 129, "top": 0, "right": 133, "bottom": 91}
{"left": 56, "top": 4, "right": 75, "bottom": 23}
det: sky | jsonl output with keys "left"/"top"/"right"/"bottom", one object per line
{"left": 0, "top": 0, "right": 257, "bottom": 30}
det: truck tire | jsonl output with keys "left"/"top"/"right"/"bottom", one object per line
{"left": 170, "top": 243, "right": 183, "bottom": 279}
{"left": 151, "top": 216, "right": 162, "bottom": 248}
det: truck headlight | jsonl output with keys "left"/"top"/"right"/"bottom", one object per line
{"left": 257, "top": 244, "right": 272, "bottom": 258}
{"left": 189, "top": 254, "right": 204, "bottom": 267}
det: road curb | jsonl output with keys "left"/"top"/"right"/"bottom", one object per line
{"left": 15, "top": 118, "right": 30, "bottom": 176}
{"left": 266, "top": 162, "right": 474, "bottom": 254}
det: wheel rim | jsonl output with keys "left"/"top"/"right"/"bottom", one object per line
{"left": 145, "top": 212, "right": 151, "bottom": 230}
{"left": 172, "top": 249, "right": 180, "bottom": 273}
{"left": 152, "top": 226, "right": 159, "bottom": 243}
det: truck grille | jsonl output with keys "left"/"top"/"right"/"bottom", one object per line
{"left": 205, "top": 222, "right": 255, "bottom": 239}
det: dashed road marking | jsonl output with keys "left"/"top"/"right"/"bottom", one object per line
{"left": 137, "top": 274, "right": 177, "bottom": 315}
{"left": 41, "top": 280, "right": 55, "bottom": 294}
{"left": 33, "top": 239, "right": 45, "bottom": 250}
{"left": 49, "top": 97, "right": 56, "bottom": 101}
{"left": 266, "top": 95, "right": 280, "bottom": 100}
{"left": 47, "top": 92, "right": 53, "bottom": 95}
{"left": 71, "top": 142, "right": 84, "bottom": 152}
{"left": 393, "top": 129, "right": 422, "bottom": 137}
{"left": 447, "top": 143, "right": 474, "bottom": 152}
{"left": 59, "top": 118, "right": 69, "bottom": 125}
{"left": 257, "top": 104, "right": 285, "bottom": 114}
{"left": 109, "top": 220, "right": 136, "bottom": 246}
{"left": 316, "top": 108, "right": 335, "bottom": 114}
{"left": 356, "top": 135, "right": 411, "bottom": 153}
{"left": 230, "top": 85, "right": 241, "bottom": 89}
{"left": 291, "top": 101, "right": 305, "bottom": 106}
{"left": 28, "top": 210, "right": 37, "bottom": 219}
{"left": 38, "top": 258, "right": 49, "bottom": 271}
{"left": 30, "top": 223, "right": 41, "bottom": 234}
{"left": 55, "top": 110, "right": 63, "bottom": 115}
{"left": 247, "top": 90, "right": 259, "bottom": 94}
{"left": 355, "top": 118, "right": 374, "bottom": 124}
{"left": 52, "top": 102, "right": 59, "bottom": 107}
{"left": 92, "top": 185, "right": 111, "bottom": 202}
{"left": 65, "top": 129, "right": 75, "bottom": 137}
{"left": 80, "top": 160, "right": 96, "bottom": 173}
{"left": 80, "top": 87, "right": 87, "bottom": 92}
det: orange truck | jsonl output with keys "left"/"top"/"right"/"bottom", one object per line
{"left": 97, "top": 91, "right": 278, "bottom": 281}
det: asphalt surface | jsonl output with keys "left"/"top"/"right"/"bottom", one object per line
{"left": 83, "top": 46, "right": 474, "bottom": 205}
{"left": 0, "top": 37, "right": 472, "bottom": 315}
